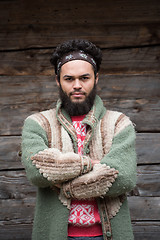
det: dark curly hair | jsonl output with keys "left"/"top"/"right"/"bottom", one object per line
{"left": 50, "top": 39, "right": 102, "bottom": 81}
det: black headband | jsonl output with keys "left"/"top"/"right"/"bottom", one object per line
{"left": 57, "top": 51, "right": 97, "bottom": 74}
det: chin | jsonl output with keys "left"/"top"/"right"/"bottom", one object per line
{"left": 70, "top": 97, "right": 86, "bottom": 103}
{"left": 72, "top": 99, "right": 85, "bottom": 103}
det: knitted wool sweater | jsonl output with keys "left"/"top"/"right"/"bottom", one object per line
{"left": 21, "top": 95, "right": 137, "bottom": 240}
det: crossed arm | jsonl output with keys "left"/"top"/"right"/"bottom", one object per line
{"left": 22, "top": 117, "right": 136, "bottom": 199}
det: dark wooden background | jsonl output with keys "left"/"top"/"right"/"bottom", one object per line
{"left": 0, "top": 0, "right": 160, "bottom": 239}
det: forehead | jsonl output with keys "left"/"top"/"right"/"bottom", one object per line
{"left": 60, "top": 60, "right": 94, "bottom": 76}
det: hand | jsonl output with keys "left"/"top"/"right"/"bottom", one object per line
{"left": 91, "top": 159, "right": 100, "bottom": 165}
{"left": 62, "top": 163, "right": 119, "bottom": 199}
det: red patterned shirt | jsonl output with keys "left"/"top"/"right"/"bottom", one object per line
{"left": 68, "top": 115, "right": 102, "bottom": 237}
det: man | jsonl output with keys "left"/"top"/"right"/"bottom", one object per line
{"left": 22, "top": 39, "right": 137, "bottom": 240}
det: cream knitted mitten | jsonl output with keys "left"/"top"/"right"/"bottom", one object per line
{"left": 31, "top": 148, "right": 92, "bottom": 183}
{"left": 62, "top": 163, "right": 118, "bottom": 199}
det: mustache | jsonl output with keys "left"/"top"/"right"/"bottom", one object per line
{"left": 69, "top": 91, "right": 86, "bottom": 96}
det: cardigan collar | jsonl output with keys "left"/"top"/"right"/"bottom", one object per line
{"left": 55, "top": 95, "right": 106, "bottom": 153}
{"left": 56, "top": 95, "right": 106, "bottom": 128}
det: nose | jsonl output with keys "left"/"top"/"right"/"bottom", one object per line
{"left": 73, "top": 79, "right": 82, "bottom": 90}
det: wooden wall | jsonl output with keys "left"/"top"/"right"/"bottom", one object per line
{"left": 0, "top": 0, "right": 160, "bottom": 239}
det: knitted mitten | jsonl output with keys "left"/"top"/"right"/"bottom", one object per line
{"left": 31, "top": 148, "right": 92, "bottom": 183}
{"left": 62, "top": 163, "right": 118, "bottom": 199}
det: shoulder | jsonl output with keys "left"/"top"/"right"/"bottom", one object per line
{"left": 26, "top": 108, "right": 56, "bottom": 124}
{"left": 24, "top": 108, "right": 57, "bottom": 133}
{"left": 102, "top": 110, "right": 134, "bottom": 136}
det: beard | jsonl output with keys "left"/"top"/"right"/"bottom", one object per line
{"left": 59, "top": 83, "right": 97, "bottom": 116}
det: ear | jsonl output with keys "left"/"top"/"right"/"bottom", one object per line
{"left": 95, "top": 73, "right": 99, "bottom": 84}
{"left": 55, "top": 76, "right": 60, "bottom": 87}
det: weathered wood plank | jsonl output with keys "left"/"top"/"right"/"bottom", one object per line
{"left": 104, "top": 98, "right": 160, "bottom": 132}
{"left": 136, "top": 133, "right": 160, "bottom": 164}
{"left": 0, "top": 169, "right": 159, "bottom": 239}
{"left": 0, "top": 99, "right": 160, "bottom": 135}
{"left": 128, "top": 197, "right": 160, "bottom": 221}
{"left": 1, "top": 0, "right": 160, "bottom": 25}
{"left": 0, "top": 46, "right": 160, "bottom": 76}
{"left": 0, "top": 198, "right": 35, "bottom": 224}
{"left": 1, "top": 75, "right": 159, "bottom": 105}
{"left": 0, "top": 137, "right": 22, "bottom": 169}
{"left": 0, "top": 168, "right": 159, "bottom": 238}
{"left": 132, "top": 221, "right": 160, "bottom": 240}
{"left": 0, "top": 1, "right": 159, "bottom": 239}
{"left": 0, "top": 0, "right": 160, "bottom": 50}
{"left": 0, "top": 164, "right": 160, "bottom": 200}
{"left": 0, "top": 222, "right": 159, "bottom": 240}
{"left": 0, "top": 224, "right": 32, "bottom": 240}
{"left": 0, "top": 74, "right": 160, "bottom": 134}
{"left": 0, "top": 76, "right": 57, "bottom": 106}
{"left": 136, "top": 165, "right": 160, "bottom": 197}
{"left": 1, "top": 23, "right": 160, "bottom": 50}
{"left": 0, "top": 134, "right": 160, "bottom": 170}
{"left": 0, "top": 171, "right": 36, "bottom": 200}
{"left": 0, "top": 196, "right": 159, "bottom": 224}
{"left": 99, "top": 74, "right": 160, "bottom": 99}
{"left": 101, "top": 46, "right": 160, "bottom": 74}
{"left": 0, "top": 102, "right": 56, "bottom": 136}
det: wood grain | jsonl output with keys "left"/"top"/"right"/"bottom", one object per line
{"left": 0, "top": 196, "right": 159, "bottom": 226}
{"left": 1, "top": 134, "right": 160, "bottom": 170}
{"left": 135, "top": 165, "right": 160, "bottom": 197}
{"left": 0, "top": 136, "right": 22, "bottom": 169}
{"left": 1, "top": 75, "right": 160, "bottom": 105}
{"left": 0, "top": 0, "right": 159, "bottom": 239}
{"left": 128, "top": 197, "right": 160, "bottom": 221}
{"left": 1, "top": 23, "right": 160, "bottom": 50}
{"left": 0, "top": 165, "right": 159, "bottom": 200}
{"left": 0, "top": 46, "right": 160, "bottom": 76}
{"left": 0, "top": 0, "right": 160, "bottom": 50}
{"left": 1, "top": 0, "right": 160, "bottom": 25}
{"left": 0, "top": 74, "right": 160, "bottom": 135}
{"left": 0, "top": 171, "right": 36, "bottom": 200}
{"left": 136, "top": 133, "right": 160, "bottom": 164}
{"left": 0, "top": 222, "right": 159, "bottom": 240}
{"left": 0, "top": 170, "right": 159, "bottom": 239}
{"left": 0, "top": 224, "right": 32, "bottom": 240}
{"left": 0, "top": 99, "right": 160, "bottom": 135}
{"left": 133, "top": 221, "right": 160, "bottom": 240}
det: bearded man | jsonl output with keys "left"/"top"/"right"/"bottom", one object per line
{"left": 22, "top": 39, "right": 137, "bottom": 240}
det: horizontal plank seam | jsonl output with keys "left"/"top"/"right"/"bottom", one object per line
{"left": 137, "top": 163, "right": 160, "bottom": 166}
{"left": 0, "top": 168, "right": 24, "bottom": 172}
{"left": 0, "top": 46, "right": 56, "bottom": 53}
{"left": 132, "top": 220, "right": 160, "bottom": 223}
{"left": 0, "top": 43, "right": 160, "bottom": 53}
{"left": 0, "top": 135, "right": 22, "bottom": 137}
{"left": 101, "top": 43, "right": 160, "bottom": 51}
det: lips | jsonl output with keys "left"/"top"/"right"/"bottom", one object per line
{"left": 70, "top": 92, "right": 85, "bottom": 97}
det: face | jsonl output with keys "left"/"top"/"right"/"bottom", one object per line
{"left": 56, "top": 60, "right": 98, "bottom": 103}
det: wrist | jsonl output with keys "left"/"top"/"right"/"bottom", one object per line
{"left": 80, "top": 155, "right": 93, "bottom": 174}
{"left": 62, "top": 181, "right": 73, "bottom": 199}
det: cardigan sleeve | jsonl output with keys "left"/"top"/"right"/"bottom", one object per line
{"left": 101, "top": 123, "right": 137, "bottom": 197}
{"left": 21, "top": 118, "right": 92, "bottom": 188}
{"left": 62, "top": 123, "right": 137, "bottom": 200}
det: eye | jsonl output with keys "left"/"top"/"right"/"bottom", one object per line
{"left": 65, "top": 77, "right": 73, "bottom": 81}
{"left": 81, "top": 76, "right": 89, "bottom": 81}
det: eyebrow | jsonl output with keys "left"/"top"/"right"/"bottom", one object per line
{"left": 63, "top": 73, "right": 91, "bottom": 79}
